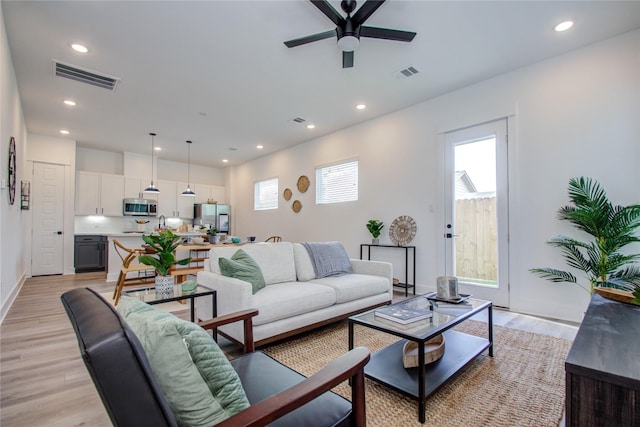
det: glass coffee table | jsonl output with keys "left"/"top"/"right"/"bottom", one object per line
{"left": 348, "top": 294, "right": 493, "bottom": 423}
{"left": 123, "top": 285, "right": 216, "bottom": 322}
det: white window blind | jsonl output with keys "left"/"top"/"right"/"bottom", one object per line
{"left": 254, "top": 178, "right": 278, "bottom": 210}
{"left": 316, "top": 160, "right": 358, "bottom": 204}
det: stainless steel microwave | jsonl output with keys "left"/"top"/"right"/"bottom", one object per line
{"left": 123, "top": 198, "right": 158, "bottom": 216}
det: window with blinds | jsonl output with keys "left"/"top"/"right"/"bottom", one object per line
{"left": 316, "top": 160, "right": 358, "bottom": 204}
{"left": 254, "top": 178, "right": 278, "bottom": 210}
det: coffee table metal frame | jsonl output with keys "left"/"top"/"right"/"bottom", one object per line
{"left": 123, "top": 284, "right": 216, "bottom": 322}
{"left": 348, "top": 295, "right": 493, "bottom": 423}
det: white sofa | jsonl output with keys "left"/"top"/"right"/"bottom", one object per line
{"left": 196, "top": 242, "right": 392, "bottom": 347}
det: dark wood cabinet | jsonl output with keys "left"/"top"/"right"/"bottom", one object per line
{"left": 74, "top": 235, "right": 107, "bottom": 273}
{"left": 565, "top": 293, "right": 640, "bottom": 426}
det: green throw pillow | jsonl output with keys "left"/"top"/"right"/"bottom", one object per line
{"left": 218, "top": 249, "right": 266, "bottom": 294}
{"left": 118, "top": 297, "right": 249, "bottom": 426}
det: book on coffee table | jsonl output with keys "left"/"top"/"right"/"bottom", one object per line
{"left": 375, "top": 303, "right": 433, "bottom": 324}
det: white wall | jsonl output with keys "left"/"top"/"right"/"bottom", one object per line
{"left": 230, "top": 30, "right": 640, "bottom": 323}
{"left": 0, "top": 1, "right": 28, "bottom": 320}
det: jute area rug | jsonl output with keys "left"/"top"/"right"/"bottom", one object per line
{"left": 262, "top": 320, "right": 571, "bottom": 427}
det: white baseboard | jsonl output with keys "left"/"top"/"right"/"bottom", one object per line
{"left": 1, "top": 274, "right": 26, "bottom": 324}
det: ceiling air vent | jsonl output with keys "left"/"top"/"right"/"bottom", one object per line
{"left": 53, "top": 60, "right": 120, "bottom": 91}
{"left": 397, "top": 66, "right": 420, "bottom": 79}
{"left": 291, "top": 117, "right": 306, "bottom": 124}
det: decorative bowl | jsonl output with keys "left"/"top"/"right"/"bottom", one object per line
{"left": 231, "top": 237, "right": 241, "bottom": 244}
{"left": 402, "top": 334, "right": 445, "bottom": 368}
{"left": 191, "top": 237, "right": 204, "bottom": 245}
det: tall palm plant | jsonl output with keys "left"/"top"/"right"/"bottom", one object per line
{"left": 530, "top": 177, "right": 640, "bottom": 299}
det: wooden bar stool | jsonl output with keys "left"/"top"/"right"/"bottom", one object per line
{"left": 112, "top": 239, "right": 157, "bottom": 305}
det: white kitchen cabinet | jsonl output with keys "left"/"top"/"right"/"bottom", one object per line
{"left": 75, "top": 172, "right": 124, "bottom": 216}
{"left": 157, "top": 180, "right": 177, "bottom": 217}
{"left": 176, "top": 181, "right": 195, "bottom": 219}
{"left": 194, "top": 184, "right": 226, "bottom": 204}
{"left": 210, "top": 185, "right": 226, "bottom": 204}
{"left": 156, "top": 180, "right": 195, "bottom": 219}
{"left": 193, "top": 184, "right": 211, "bottom": 204}
{"left": 124, "top": 177, "right": 145, "bottom": 199}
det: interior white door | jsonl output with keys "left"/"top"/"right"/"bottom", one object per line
{"left": 32, "top": 162, "right": 65, "bottom": 276}
{"left": 443, "top": 119, "right": 510, "bottom": 307}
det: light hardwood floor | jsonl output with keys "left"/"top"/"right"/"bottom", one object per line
{"left": 0, "top": 273, "right": 578, "bottom": 426}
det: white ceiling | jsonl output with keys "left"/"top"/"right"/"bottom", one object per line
{"left": 4, "top": 1, "right": 640, "bottom": 167}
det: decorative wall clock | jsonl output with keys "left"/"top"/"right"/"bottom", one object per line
{"left": 8, "top": 137, "right": 16, "bottom": 205}
{"left": 389, "top": 215, "right": 417, "bottom": 246}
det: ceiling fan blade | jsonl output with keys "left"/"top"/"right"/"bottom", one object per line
{"left": 360, "top": 26, "right": 416, "bottom": 42}
{"left": 352, "top": 0, "right": 386, "bottom": 26}
{"left": 284, "top": 29, "right": 337, "bottom": 48}
{"left": 342, "top": 51, "right": 354, "bottom": 68}
{"left": 310, "top": 0, "right": 345, "bottom": 26}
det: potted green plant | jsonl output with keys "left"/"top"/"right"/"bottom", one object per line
{"left": 366, "top": 219, "right": 384, "bottom": 245}
{"left": 530, "top": 177, "right": 640, "bottom": 305}
{"left": 138, "top": 230, "right": 191, "bottom": 295}
{"left": 207, "top": 227, "right": 220, "bottom": 244}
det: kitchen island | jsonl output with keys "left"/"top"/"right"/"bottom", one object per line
{"left": 105, "top": 233, "right": 239, "bottom": 282}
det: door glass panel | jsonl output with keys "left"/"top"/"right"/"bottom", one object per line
{"left": 454, "top": 137, "right": 497, "bottom": 286}
{"left": 444, "top": 118, "right": 509, "bottom": 307}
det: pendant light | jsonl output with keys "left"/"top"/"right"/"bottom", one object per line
{"left": 182, "top": 140, "right": 196, "bottom": 196}
{"left": 143, "top": 132, "right": 160, "bottom": 193}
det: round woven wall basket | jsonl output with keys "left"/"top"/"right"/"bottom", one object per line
{"left": 402, "top": 334, "right": 445, "bottom": 368}
{"left": 297, "top": 175, "right": 310, "bottom": 193}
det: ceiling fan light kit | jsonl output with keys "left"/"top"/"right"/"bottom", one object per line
{"left": 284, "top": 0, "right": 416, "bottom": 68}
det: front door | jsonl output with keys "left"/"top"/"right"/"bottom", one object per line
{"left": 32, "top": 162, "right": 65, "bottom": 276}
{"left": 443, "top": 119, "right": 510, "bottom": 307}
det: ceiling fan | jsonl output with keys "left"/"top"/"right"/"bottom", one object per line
{"left": 284, "top": 0, "right": 416, "bottom": 68}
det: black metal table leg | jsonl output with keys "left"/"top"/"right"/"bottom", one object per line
{"left": 488, "top": 304, "right": 494, "bottom": 357}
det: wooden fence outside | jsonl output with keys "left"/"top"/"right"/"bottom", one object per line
{"left": 455, "top": 196, "right": 497, "bottom": 281}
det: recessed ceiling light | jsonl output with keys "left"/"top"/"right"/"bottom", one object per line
{"left": 60, "top": 129, "right": 70, "bottom": 135}
{"left": 555, "top": 21, "right": 574, "bottom": 32}
{"left": 63, "top": 99, "right": 76, "bottom": 106}
{"left": 222, "top": 159, "right": 229, "bottom": 163}
{"left": 154, "top": 146, "right": 162, "bottom": 151}
{"left": 356, "top": 104, "right": 366, "bottom": 110}
{"left": 256, "top": 145, "right": 264, "bottom": 150}
{"left": 307, "top": 124, "right": 315, "bottom": 129}
{"left": 71, "top": 43, "right": 88, "bottom": 53}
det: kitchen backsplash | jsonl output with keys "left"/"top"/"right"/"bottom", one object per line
{"left": 75, "top": 216, "right": 188, "bottom": 234}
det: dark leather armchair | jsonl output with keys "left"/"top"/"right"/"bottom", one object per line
{"left": 61, "top": 288, "right": 369, "bottom": 427}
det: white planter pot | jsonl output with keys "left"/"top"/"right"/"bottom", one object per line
{"left": 155, "top": 274, "right": 174, "bottom": 298}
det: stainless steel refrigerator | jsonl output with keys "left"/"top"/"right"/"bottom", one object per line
{"left": 193, "top": 204, "right": 231, "bottom": 234}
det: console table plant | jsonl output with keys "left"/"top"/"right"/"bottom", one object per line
{"left": 366, "top": 219, "right": 384, "bottom": 245}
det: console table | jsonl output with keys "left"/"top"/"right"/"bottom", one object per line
{"left": 360, "top": 244, "right": 416, "bottom": 296}
{"left": 565, "top": 293, "right": 640, "bottom": 426}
